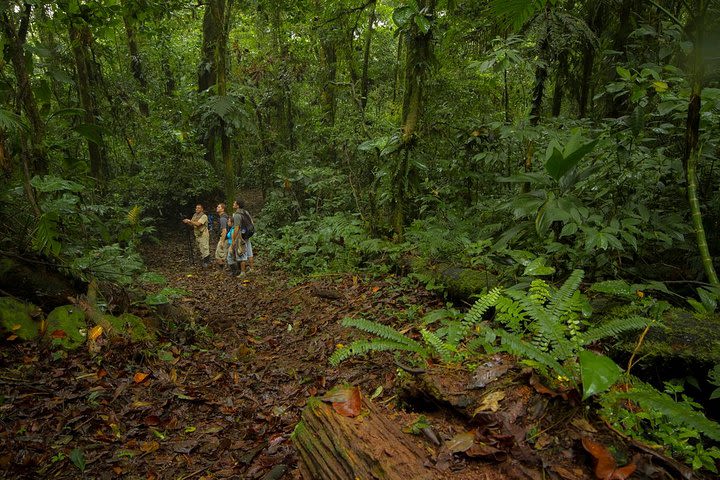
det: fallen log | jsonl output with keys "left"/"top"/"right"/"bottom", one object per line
{"left": 292, "top": 396, "right": 435, "bottom": 480}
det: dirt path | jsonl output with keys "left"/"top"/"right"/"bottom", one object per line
{"left": 2, "top": 230, "right": 617, "bottom": 480}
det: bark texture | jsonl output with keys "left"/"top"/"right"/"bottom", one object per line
{"left": 293, "top": 397, "right": 434, "bottom": 480}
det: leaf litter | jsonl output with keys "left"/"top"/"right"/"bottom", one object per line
{"left": 0, "top": 230, "right": 705, "bottom": 479}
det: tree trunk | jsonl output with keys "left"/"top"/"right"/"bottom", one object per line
{"left": 360, "top": 1, "right": 376, "bottom": 110}
{"left": 199, "top": 3, "right": 220, "bottom": 167}
{"left": 551, "top": 51, "right": 568, "bottom": 117}
{"left": 292, "top": 396, "right": 434, "bottom": 480}
{"left": 1, "top": 7, "right": 48, "bottom": 176}
{"left": 213, "top": 0, "right": 235, "bottom": 204}
{"left": 529, "top": 4, "right": 550, "bottom": 127}
{"left": 684, "top": 0, "right": 718, "bottom": 286}
{"left": 121, "top": 2, "right": 149, "bottom": 116}
{"left": 68, "top": 21, "right": 105, "bottom": 182}
{"left": 319, "top": 34, "right": 338, "bottom": 126}
{"left": 578, "top": 45, "right": 594, "bottom": 118}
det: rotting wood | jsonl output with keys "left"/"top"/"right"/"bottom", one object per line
{"left": 292, "top": 396, "right": 435, "bottom": 480}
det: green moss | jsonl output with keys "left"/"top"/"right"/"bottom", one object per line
{"left": 106, "top": 313, "right": 155, "bottom": 341}
{"left": 436, "top": 265, "right": 499, "bottom": 300}
{"left": 606, "top": 306, "right": 720, "bottom": 364}
{"left": 46, "top": 305, "right": 87, "bottom": 350}
{"left": 0, "top": 297, "right": 40, "bottom": 340}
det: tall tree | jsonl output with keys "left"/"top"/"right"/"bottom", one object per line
{"left": 121, "top": 0, "right": 150, "bottom": 116}
{"left": 67, "top": 16, "right": 106, "bottom": 181}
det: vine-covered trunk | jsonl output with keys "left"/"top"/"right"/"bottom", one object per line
{"left": 684, "top": 1, "right": 718, "bottom": 286}
{"left": 69, "top": 21, "right": 106, "bottom": 182}
{"left": 360, "top": 1, "right": 376, "bottom": 110}
{"left": 551, "top": 51, "right": 568, "bottom": 117}
{"left": 214, "top": 0, "right": 235, "bottom": 203}
{"left": 121, "top": 2, "right": 149, "bottom": 116}
{"left": 1, "top": 7, "right": 48, "bottom": 178}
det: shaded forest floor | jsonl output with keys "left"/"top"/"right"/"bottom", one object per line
{"left": 1, "top": 229, "right": 703, "bottom": 479}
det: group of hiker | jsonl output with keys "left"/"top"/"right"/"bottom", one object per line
{"left": 183, "top": 197, "right": 255, "bottom": 276}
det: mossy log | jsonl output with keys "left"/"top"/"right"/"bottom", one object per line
{"left": 292, "top": 397, "right": 435, "bottom": 480}
{"left": 0, "top": 255, "right": 78, "bottom": 308}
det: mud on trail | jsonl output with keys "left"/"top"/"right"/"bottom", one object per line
{"left": 1, "top": 230, "right": 694, "bottom": 479}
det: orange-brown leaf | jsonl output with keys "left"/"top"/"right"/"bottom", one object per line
{"left": 582, "top": 437, "right": 616, "bottom": 479}
{"left": 326, "top": 386, "right": 362, "bottom": 417}
{"left": 609, "top": 463, "right": 637, "bottom": 480}
{"left": 133, "top": 372, "right": 149, "bottom": 384}
{"left": 97, "top": 368, "right": 108, "bottom": 379}
{"left": 51, "top": 329, "right": 67, "bottom": 338}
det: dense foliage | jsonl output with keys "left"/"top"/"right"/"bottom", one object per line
{"left": 2, "top": 0, "right": 720, "bottom": 474}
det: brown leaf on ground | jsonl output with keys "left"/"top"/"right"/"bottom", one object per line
{"left": 582, "top": 436, "right": 637, "bottom": 480}
{"left": 322, "top": 386, "right": 362, "bottom": 417}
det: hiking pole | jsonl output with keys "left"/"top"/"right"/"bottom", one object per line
{"left": 180, "top": 212, "right": 195, "bottom": 266}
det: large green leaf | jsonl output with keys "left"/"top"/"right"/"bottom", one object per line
{"left": 544, "top": 135, "right": 598, "bottom": 181}
{"left": 579, "top": 350, "right": 622, "bottom": 399}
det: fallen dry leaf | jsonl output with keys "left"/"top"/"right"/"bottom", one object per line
{"left": 582, "top": 436, "right": 637, "bottom": 480}
{"left": 446, "top": 431, "right": 475, "bottom": 453}
{"left": 88, "top": 325, "right": 103, "bottom": 341}
{"left": 133, "top": 372, "right": 150, "bottom": 383}
{"left": 50, "top": 330, "right": 67, "bottom": 338}
{"left": 322, "top": 386, "right": 362, "bottom": 417}
{"left": 473, "top": 390, "right": 506, "bottom": 415}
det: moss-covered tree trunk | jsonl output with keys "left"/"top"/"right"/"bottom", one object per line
{"left": 121, "top": 0, "right": 149, "bottom": 116}
{"left": 684, "top": 0, "right": 718, "bottom": 286}
{"left": 68, "top": 21, "right": 106, "bottom": 182}
{"left": 199, "top": 3, "right": 219, "bottom": 168}
{"left": 212, "top": 0, "right": 235, "bottom": 204}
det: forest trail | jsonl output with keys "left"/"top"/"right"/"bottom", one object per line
{"left": 2, "top": 231, "right": 698, "bottom": 479}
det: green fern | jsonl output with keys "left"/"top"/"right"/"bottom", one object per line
{"left": 618, "top": 388, "right": 720, "bottom": 442}
{"left": 548, "top": 270, "right": 584, "bottom": 320}
{"left": 127, "top": 205, "right": 142, "bottom": 226}
{"left": 464, "top": 287, "right": 502, "bottom": 326}
{"left": 496, "top": 330, "right": 574, "bottom": 384}
{"left": 341, "top": 317, "right": 425, "bottom": 350}
{"left": 580, "top": 315, "right": 652, "bottom": 345}
{"left": 329, "top": 339, "right": 425, "bottom": 366}
{"left": 421, "top": 328, "right": 457, "bottom": 363}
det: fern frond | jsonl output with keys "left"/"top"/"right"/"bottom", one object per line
{"left": 340, "top": 317, "right": 426, "bottom": 352}
{"left": 329, "top": 339, "right": 425, "bottom": 366}
{"left": 464, "top": 287, "right": 502, "bottom": 326}
{"left": 439, "top": 320, "right": 466, "bottom": 347}
{"left": 421, "top": 329, "right": 457, "bottom": 363}
{"left": 495, "top": 296, "right": 527, "bottom": 333}
{"left": 619, "top": 388, "right": 720, "bottom": 441}
{"left": 497, "top": 330, "right": 575, "bottom": 384}
{"left": 127, "top": 205, "right": 142, "bottom": 226}
{"left": 580, "top": 316, "right": 651, "bottom": 345}
{"left": 548, "top": 269, "right": 584, "bottom": 320}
